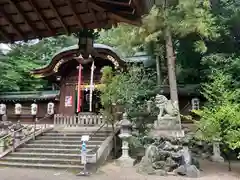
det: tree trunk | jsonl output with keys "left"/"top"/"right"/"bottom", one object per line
{"left": 165, "top": 28, "right": 179, "bottom": 109}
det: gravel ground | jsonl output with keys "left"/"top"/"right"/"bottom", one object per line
{"left": 0, "top": 160, "right": 239, "bottom": 180}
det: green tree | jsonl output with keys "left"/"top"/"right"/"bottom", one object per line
{"left": 100, "top": 66, "right": 156, "bottom": 112}
{"left": 195, "top": 71, "right": 240, "bottom": 170}
{"left": 100, "top": 65, "right": 156, "bottom": 134}
{"left": 98, "top": 1, "right": 219, "bottom": 110}
{"left": 201, "top": 54, "right": 240, "bottom": 88}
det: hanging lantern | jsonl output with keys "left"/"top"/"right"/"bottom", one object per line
{"left": 15, "top": 103, "right": 22, "bottom": 115}
{"left": 47, "top": 102, "right": 54, "bottom": 115}
{"left": 76, "top": 29, "right": 98, "bottom": 59}
{"left": 31, "top": 103, "right": 38, "bottom": 116}
{"left": 0, "top": 104, "right": 6, "bottom": 115}
{"left": 78, "top": 29, "right": 95, "bottom": 51}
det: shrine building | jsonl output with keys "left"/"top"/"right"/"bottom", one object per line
{"left": 32, "top": 43, "right": 126, "bottom": 115}
{"left": 0, "top": 43, "right": 201, "bottom": 123}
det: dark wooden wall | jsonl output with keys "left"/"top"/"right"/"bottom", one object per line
{"left": 0, "top": 101, "right": 59, "bottom": 124}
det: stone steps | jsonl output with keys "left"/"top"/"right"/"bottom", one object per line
{"left": 44, "top": 132, "right": 110, "bottom": 136}
{"left": 0, "top": 128, "right": 110, "bottom": 170}
{"left": 24, "top": 143, "right": 98, "bottom": 149}
{"left": 8, "top": 152, "right": 93, "bottom": 159}
{"left": 16, "top": 147, "right": 94, "bottom": 154}
{"left": 1, "top": 157, "right": 82, "bottom": 165}
{"left": 0, "top": 161, "right": 82, "bottom": 169}
{"left": 36, "top": 135, "right": 106, "bottom": 141}
{"left": 29, "top": 139, "right": 102, "bottom": 145}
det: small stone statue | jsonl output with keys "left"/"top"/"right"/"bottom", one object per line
{"left": 151, "top": 95, "right": 182, "bottom": 136}
{"left": 155, "top": 95, "right": 178, "bottom": 119}
{"left": 155, "top": 95, "right": 168, "bottom": 118}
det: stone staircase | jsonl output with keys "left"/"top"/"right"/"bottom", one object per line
{"left": 0, "top": 128, "right": 113, "bottom": 170}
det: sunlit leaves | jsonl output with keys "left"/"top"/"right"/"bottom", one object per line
{"left": 169, "top": 0, "right": 219, "bottom": 39}
{"left": 196, "top": 71, "right": 240, "bottom": 150}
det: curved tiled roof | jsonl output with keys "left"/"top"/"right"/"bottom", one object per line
{"left": 51, "top": 43, "right": 123, "bottom": 60}
{"left": 32, "top": 43, "right": 127, "bottom": 77}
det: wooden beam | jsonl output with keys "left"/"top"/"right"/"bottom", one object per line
{"left": 131, "top": 0, "right": 142, "bottom": 15}
{"left": 88, "top": 3, "right": 98, "bottom": 25}
{"left": 98, "top": 0, "right": 132, "bottom": 7}
{"left": 8, "top": 0, "right": 39, "bottom": 38}
{"left": 0, "top": 7, "right": 25, "bottom": 39}
{"left": 108, "top": 13, "right": 140, "bottom": 26}
{"left": 66, "top": 0, "right": 83, "bottom": 28}
{"left": 89, "top": 2, "right": 140, "bottom": 26}
{"left": 0, "top": 29, "right": 11, "bottom": 42}
{"left": 49, "top": 0, "right": 69, "bottom": 34}
{"left": 118, "top": 9, "right": 135, "bottom": 15}
{"left": 88, "top": 2, "right": 105, "bottom": 12}
{"left": 28, "top": 0, "right": 53, "bottom": 34}
{"left": 97, "top": 0, "right": 135, "bottom": 15}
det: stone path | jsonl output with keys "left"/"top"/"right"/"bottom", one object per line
{"left": 0, "top": 160, "right": 239, "bottom": 180}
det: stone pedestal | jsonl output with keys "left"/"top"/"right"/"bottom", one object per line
{"left": 0, "top": 139, "right": 5, "bottom": 153}
{"left": 149, "top": 95, "right": 184, "bottom": 139}
{"left": 211, "top": 142, "right": 224, "bottom": 163}
{"left": 116, "top": 134, "right": 134, "bottom": 167}
{"left": 149, "top": 129, "right": 185, "bottom": 138}
{"left": 14, "top": 131, "right": 22, "bottom": 147}
{"left": 150, "top": 116, "right": 184, "bottom": 138}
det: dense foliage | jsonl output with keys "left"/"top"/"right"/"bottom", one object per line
{"left": 100, "top": 66, "right": 157, "bottom": 134}
{"left": 194, "top": 71, "right": 240, "bottom": 166}
{"left": 0, "top": 35, "right": 77, "bottom": 91}
{"left": 195, "top": 71, "right": 240, "bottom": 143}
{"left": 100, "top": 66, "right": 156, "bottom": 112}
{"left": 97, "top": 1, "right": 240, "bottom": 86}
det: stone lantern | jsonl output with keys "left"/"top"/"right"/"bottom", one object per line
{"left": 77, "top": 29, "right": 96, "bottom": 60}
{"left": 47, "top": 102, "right": 54, "bottom": 115}
{"left": 116, "top": 112, "right": 134, "bottom": 167}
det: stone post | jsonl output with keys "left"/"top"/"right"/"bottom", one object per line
{"left": 211, "top": 142, "right": 224, "bottom": 163}
{"left": 14, "top": 121, "right": 22, "bottom": 146}
{"left": 0, "top": 127, "right": 7, "bottom": 153}
{"left": 0, "top": 103, "right": 6, "bottom": 121}
{"left": 116, "top": 112, "right": 134, "bottom": 167}
{"left": 0, "top": 138, "right": 5, "bottom": 153}
{"left": 147, "top": 100, "right": 152, "bottom": 113}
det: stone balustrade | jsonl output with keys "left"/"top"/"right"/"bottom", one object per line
{"left": 54, "top": 114, "right": 104, "bottom": 127}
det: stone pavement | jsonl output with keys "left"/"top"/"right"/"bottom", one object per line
{"left": 0, "top": 160, "right": 239, "bottom": 180}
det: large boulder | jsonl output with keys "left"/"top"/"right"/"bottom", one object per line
{"left": 174, "top": 165, "right": 200, "bottom": 178}
{"left": 136, "top": 136, "right": 201, "bottom": 177}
